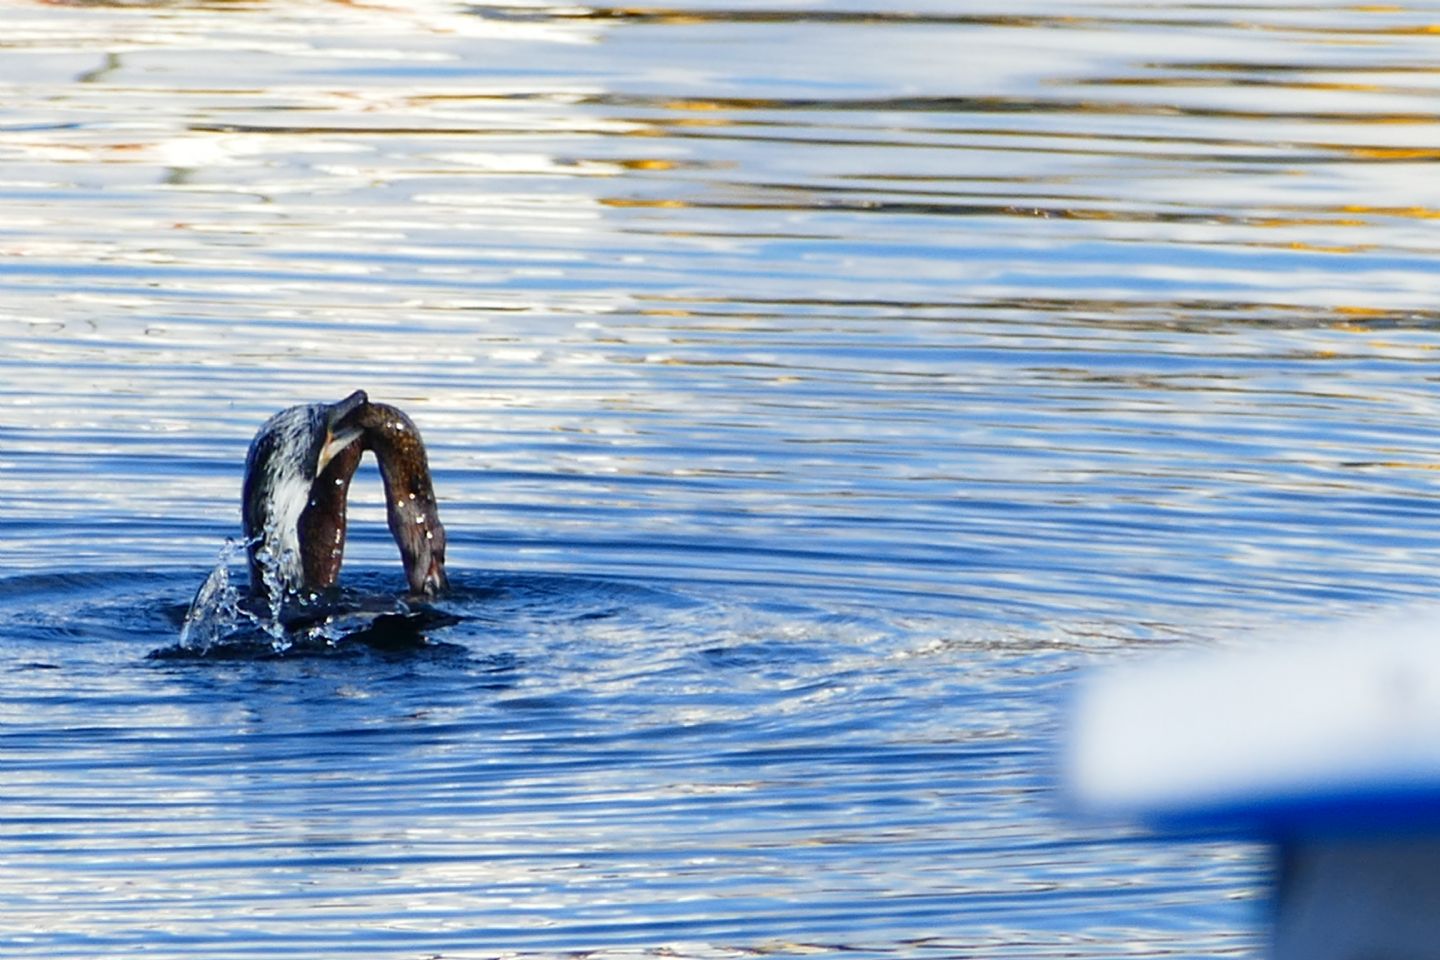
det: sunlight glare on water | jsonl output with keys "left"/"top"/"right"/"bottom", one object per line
{"left": 6, "top": 0, "right": 1440, "bottom": 956}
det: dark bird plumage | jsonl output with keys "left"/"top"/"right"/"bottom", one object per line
{"left": 241, "top": 390, "right": 448, "bottom": 600}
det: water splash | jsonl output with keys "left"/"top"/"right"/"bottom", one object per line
{"left": 177, "top": 537, "right": 249, "bottom": 654}
{"left": 177, "top": 535, "right": 293, "bottom": 654}
{"left": 175, "top": 535, "right": 455, "bottom": 657}
{"left": 250, "top": 520, "right": 294, "bottom": 649}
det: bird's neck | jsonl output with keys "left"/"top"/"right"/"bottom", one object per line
{"left": 257, "top": 472, "right": 313, "bottom": 593}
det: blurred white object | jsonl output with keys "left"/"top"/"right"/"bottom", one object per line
{"left": 1068, "top": 621, "right": 1440, "bottom": 826}
{"left": 1067, "top": 613, "right": 1440, "bottom": 960}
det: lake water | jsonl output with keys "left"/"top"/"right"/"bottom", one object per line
{"left": 5, "top": 0, "right": 1440, "bottom": 955}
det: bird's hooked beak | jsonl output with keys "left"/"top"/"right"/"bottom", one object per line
{"left": 318, "top": 389, "right": 369, "bottom": 474}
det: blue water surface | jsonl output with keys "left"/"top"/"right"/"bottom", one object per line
{"left": 7, "top": 0, "right": 1440, "bottom": 956}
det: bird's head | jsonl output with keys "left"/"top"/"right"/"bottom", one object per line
{"left": 243, "top": 390, "right": 371, "bottom": 595}
{"left": 314, "top": 389, "right": 369, "bottom": 477}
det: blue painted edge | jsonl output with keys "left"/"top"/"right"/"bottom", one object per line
{"left": 1130, "top": 783, "right": 1440, "bottom": 841}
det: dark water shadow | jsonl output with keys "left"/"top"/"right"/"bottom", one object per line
{"left": 146, "top": 604, "right": 470, "bottom": 661}
{"left": 137, "top": 566, "right": 704, "bottom": 664}
{"left": 0, "top": 564, "right": 701, "bottom": 665}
